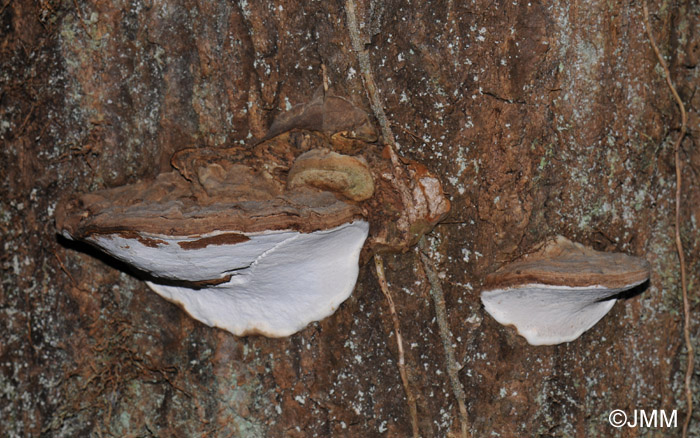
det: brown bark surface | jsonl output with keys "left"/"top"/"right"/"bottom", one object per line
{"left": 2, "top": 0, "right": 699, "bottom": 436}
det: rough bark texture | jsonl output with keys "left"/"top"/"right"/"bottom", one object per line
{"left": 2, "top": 0, "right": 699, "bottom": 437}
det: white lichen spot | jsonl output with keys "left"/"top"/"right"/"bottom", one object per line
{"left": 466, "top": 313, "right": 481, "bottom": 325}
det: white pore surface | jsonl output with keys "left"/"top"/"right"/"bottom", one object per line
{"left": 481, "top": 282, "right": 643, "bottom": 346}
{"left": 88, "top": 229, "right": 295, "bottom": 282}
{"left": 146, "top": 220, "right": 369, "bottom": 337}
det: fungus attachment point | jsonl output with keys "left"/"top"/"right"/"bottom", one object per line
{"left": 480, "top": 236, "right": 650, "bottom": 345}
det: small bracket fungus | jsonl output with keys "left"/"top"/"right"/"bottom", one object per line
{"left": 261, "top": 86, "right": 378, "bottom": 148}
{"left": 480, "top": 236, "right": 651, "bottom": 345}
{"left": 288, "top": 149, "right": 374, "bottom": 202}
{"left": 56, "top": 90, "right": 450, "bottom": 337}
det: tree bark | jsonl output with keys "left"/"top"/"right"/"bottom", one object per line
{"left": 2, "top": 0, "right": 698, "bottom": 436}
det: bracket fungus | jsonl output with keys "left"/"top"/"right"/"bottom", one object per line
{"left": 56, "top": 89, "right": 450, "bottom": 337}
{"left": 480, "top": 236, "right": 651, "bottom": 346}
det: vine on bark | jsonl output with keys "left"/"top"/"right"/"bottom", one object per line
{"left": 641, "top": 2, "right": 693, "bottom": 436}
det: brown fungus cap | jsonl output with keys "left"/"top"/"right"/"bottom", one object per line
{"left": 56, "top": 167, "right": 363, "bottom": 239}
{"left": 484, "top": 235, "right": 651, "bottom": 290}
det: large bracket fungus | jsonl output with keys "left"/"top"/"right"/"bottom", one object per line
{"left": 480, "top": 236, "right": 651, "bottom": 346}
{"left": 56, "top": 90, "right": 450, "bottom": 337}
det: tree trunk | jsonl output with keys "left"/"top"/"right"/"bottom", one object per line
{"left": 2, "top": 0, "right": 698, "bottom": 436}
